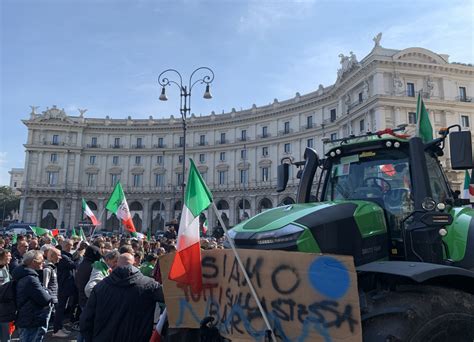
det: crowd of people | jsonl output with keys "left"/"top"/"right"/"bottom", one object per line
{"left": 0, "top": 225, "right": 227, "bottom": 342}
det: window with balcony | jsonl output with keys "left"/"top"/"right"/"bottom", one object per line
{"left": 359, "top": 119, "right": 365, "bottom": 133}
{"left": 91, "top": 137, "right": 98, "bottom": 147}
{"left": 133, "top": 174, "right": 142, "bottom": 187}
{"left": 307, "top": 116, "right": 313, "bottom": 129}
{"left": 158, "top": 137, "right": 164, "bottom": 148}
{"left": 136, "top": 137, "right": 143, "bottom": 148}
{"left": 284, "top": 121, "right": 290, "bottom": 134}
{"left": 155, "top": 174, "right": 165, "bottom": 187}
{"left": 157, "top": 155, "right": 163, "bottom": 165}
{"left": 407, "top": 82, "right": 415, "bottom": 97}
{"left": 179, "top": 136, "right": 184, "bottom": 147}
{"left": 330, "top": 132, "right": 338, "bottom": 141}
{"left": 135, "top": 156, "right": 141, "bottom": 165}
{"left": 262, "top": 146, "right": 268, "bottom": 157}
{"left": 241, "top": 130, "right": 247, "bottom": 141}
{"left": 218, "top": 171, "right": 227, "bottom": 185}
{"left": 47, "top": 171, "right": 59, "bottom": 185}
{"left": 114, "top": 138, "right": 120, "bottom": 148}
{"left": 261, "top": 167, "right": 269, "bottom": 182}
{"left": 459, "top": 87, "right": 467, "bottom": 102}
{"left": 408, "top": 112, "right": 417, "bottom": 125}
{"left": 50, "top": 153, "right": 57, "bottom": 163}
{"left": 219, "top": 152, "right": 226, "bottom": 161}
{"left": 220, "top": 132, "right": 226, "bottom": 144}
{"left": 307, "top": 139, "right": 314, "bottom": 148}
{"left": 89, "top": 156, "right": 96, "bottom": 165}
{"left": 52, "top": 135, "right": 59, "bottom": 145}
{"left": 284, "top": 143, "right": 291, "bottom": 153}
{"left": 262, "top": 126, "right": 268, "bottom": 138}
{"left": 330, "top": 109, "right": 337, "bottom": 122}
{"left": 199, "top": 153, "right": 205, "bottom": 163}
{"left": 461, "top": 115, "right": 470, "bottom": 128}
{"left": 112, "top": 156, "right": 119, "bottom": 165}
{"left": 199, "top": 135, "right": 206, "bottom": 146}
{"left": 87, "top": 173, "right": 97, "bottom": 187}
{"left": 241, "top": 149, "right": 247, "bottom": 160}
{"left": 240, "top": 169, "right": 248, "bottom": 184}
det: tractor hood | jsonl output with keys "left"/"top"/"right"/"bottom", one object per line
{"left": 229, "top": 200, "right": 388, "bottom": 264}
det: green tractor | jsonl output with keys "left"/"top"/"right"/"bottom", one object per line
{"left": 228, "top": 125, "right": 474, "bottom": 341}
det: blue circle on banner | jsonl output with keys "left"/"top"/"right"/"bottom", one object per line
{"left": 308, "top": 256, "right": 350, "bottom": 299}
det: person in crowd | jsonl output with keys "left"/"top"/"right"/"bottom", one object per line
{"left": 42, "top": 247, "right": 63, "bottom": 336}
{"left": 118, "top": 244, "right": 134, "bottom": 255}
{"left": 12, "top": 250, "right": 53, "bottom": 341}
{"left": 0, "top": 248, "right": 12, "bottom": 342}
{"left": 53, "top": 239, "right": 76, "bottom": 337}
{"left": 134, "top": 250, "right": 143, "bottom": 267}
{"left": 29, "top": 238, "right": 39, "bottom": 251}
{"left": 139, "top": 253, "right": 158, "bottom": 278}
{"left": 84, "top": 250, "right": 119, "bottom": 298}
{"left": 0, "top": 238, "right": 5, "bottom": 249}
{"left": 80, "top": 253, "right": 164, "bottom": 342}
{"left": 75, "top": 245, "right": 102, "bottom": 309}
{"left": 9, "top": 240, "right": 28, "bottom": 273}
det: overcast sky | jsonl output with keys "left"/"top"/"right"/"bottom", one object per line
{"left": 1, "top": 0, "right": 473, "bottom": 185}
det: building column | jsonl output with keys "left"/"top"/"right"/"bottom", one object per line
{"left": 395, "top": 107, "right": 401, "bottom": 126}
{"left": 142, "top": 198, "right": 150, "bottom": 232}
{"left": 58, "top": 197, "right": 65, "bottom": 228}
{"left": 373, "top": 107, "right": 386, "bottom": 131}
{"left": 70, "top": 198, "right": 79, "bottom": 229}
{"left": 97, "top": 198, "right": 105, "bottom": 230}
{"left": 229, "top": 196, "right": 236, "bottom": 226}
{"left": 250, "top": 195, "right": 257, "bottom": 217}
{"left": 33, "top": 198, "right": 40, "bottom": 226}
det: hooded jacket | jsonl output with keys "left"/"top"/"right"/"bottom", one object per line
{"left": 12, "top": 265, "right": 52, "bottom": 328}
{"left": 57, "top": 249, "right": 76, "bottom": 296}
{"left": 80, "top": 265, "right": 164, "bottom": 342}
{"left": 75, "top": 245, "right": 102, "bottom": 307}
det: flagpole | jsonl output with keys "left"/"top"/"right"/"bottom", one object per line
{"left": 211, "top": 202, "right": 276, "bottom": 342}
{"left": 89, "top": 207, "right": 106, "bottom": 240}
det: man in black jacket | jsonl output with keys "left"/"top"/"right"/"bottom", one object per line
{"left": 12, "top": 249, "right": 53, "bottom": 341}
{"left": 75, "top": 245, "right": 102, "bottom": 310}
{"left": 80, "top": 253, "right": 164, "bottom": 342}
{"left": 53, "top": 239, "right": 76, "bottom": 337}
{"left": 9, "top": 240, "right": 28, "bottom": 273}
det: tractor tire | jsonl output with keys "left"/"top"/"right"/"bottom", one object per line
{"left": 362, "top": 285, "right": 474, "bottom": 342}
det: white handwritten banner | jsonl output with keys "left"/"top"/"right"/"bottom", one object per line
{"left": 161, "top": 249, "right": 362, "bottom": 342}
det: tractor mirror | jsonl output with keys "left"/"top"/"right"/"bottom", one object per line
{"left": 450, "top": 130, "right": 473, "bottom": 170}
{"left": 277, "top": 163, "right": 289, "bottom": 192}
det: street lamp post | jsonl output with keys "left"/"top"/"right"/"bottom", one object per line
{"left": 158, "top": 67, "right": 214, "bottom": 204}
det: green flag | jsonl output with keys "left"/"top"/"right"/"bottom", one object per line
{"left": 147, "top": 228, "right": 151, "bottom": 242}
{"left": 416, "top": 93, "right": 433, "bottom": 143}
{"left": 12, "top": 233, "right": 17, "bottom": 245}
{"left": 31, "top": 226, "right": 50, "bottom": 236}
{"left": 71, "top": 228, "right": 78, "bottom": 238}
{"left": 79, "top": 227, "right": 87, "bottom": 241}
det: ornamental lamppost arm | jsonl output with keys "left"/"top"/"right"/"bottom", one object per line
{"left": 158, "top": 67, "right": 214, "bottom": 204}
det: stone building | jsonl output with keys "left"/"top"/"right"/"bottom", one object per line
{"left": 19, "top": 37, "right": 474, "bottom": 233}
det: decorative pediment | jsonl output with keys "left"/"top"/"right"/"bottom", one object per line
{"left": 130, "top": 167, "right": 145, "bottom": 174}
{"left": 258, "top": 159, "right": 272, "bottom": 167}
{"left": 216, "top": 163, "right": 229, "bottom": 171}
{"left": 34, "top": 105, "right": 76, "bottom": 124}
{"left": 237, "top": 162, "right": 250, "bottom": 170}
{"left": 45, "top": 165, "right": 60, "bottom": 172}
{"left": 85, "top": 166, "right": 100, "bottom": 174}
{"left": 393, "top": 48, "right": 448, "bottom": 65}
{"left": 109, "top": 167, "right": 122, "bottom": 174}
{"left": 152, "top": 167, "right": 166, "bottom": 174}
{"left": 197, "top": 165, "right": 208, "bottom": 173}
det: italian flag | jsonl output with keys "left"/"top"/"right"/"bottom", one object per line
{"left": 463, "top": 170, "right": 474, "bottom": 200}
{"left": 79, "top": 227, "right": 87, "bottom": 242}
{"left": 106, "top": 182, "right": 137, "bottom": 236}
{"left": 31, "top": 226, "right": 58, "bottom": 245}
{"left": 415, "top": 93, "right": 433, "bottom": 143}
{"left": 169, "top": 159, "right": 212, "bottom": 294}
{"left": 201, "top": 219, "right": 208, "bottom": 236}
{"left": 82, "top": 198, "right": 100, "bottom": 226}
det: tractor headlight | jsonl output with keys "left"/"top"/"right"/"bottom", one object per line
{"left": 422, "top": 197, "right": 436, "bottom": 211}
{"left": 253, "top": 224, "right": 304, "bottom": 245}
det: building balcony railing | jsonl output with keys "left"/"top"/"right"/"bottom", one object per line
{"left": 257, "top": 133, "right": 271, "bottom": 139}
{"left": 197, "top": 141, "right": 209, "bottom": 146}
{"left": 237, "top": 137, "right": 249, "bottom": 142}
{"left": 109, "top": 144, "right": 124, "bottom": 149}
{"left": 132, "top": 144, "right": 145, "bottom": 149}
{"left": 153, "top": 144, "right": 167, "bottom": 148}
{"left": 43, "top": 141, "right": 65, "bottom": 146}
{"left": 86, "top": 144, "right": 100, "bottom": 148}
{"left": 455, "top": 95, "right": 472, "bottom": 102}
{"left": 174, "top": 143, "right": 188, "bottom": 148}
{"left": 216, "top": 139, "right": 229, "bottom": 145}
{"left": 278, "top": 129, "right": 293, "bottom": 136}
{"left": 301, "top": 124, "right": 315, "bottom": 131}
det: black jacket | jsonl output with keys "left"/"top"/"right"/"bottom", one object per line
{"left": 75, "top": 246, "right": 102, "bottom": 307}
{"left": 80, "top": 265, "right": 164, "bottom": 342}
{"left": 42, "top": 261, "right": 59, "bottom": 304}
{"left": 12, "top": 265, "right": 52, "bottom": 328}
{"left": 57, "top": 250, "right": 76, "bottom": 296}
{"left": 8, "top": 250, "right": 23, "bottom": 274}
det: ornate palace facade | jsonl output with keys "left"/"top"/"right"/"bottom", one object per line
{"left": 19, "top": 38, "right": 474, "bottom": 233}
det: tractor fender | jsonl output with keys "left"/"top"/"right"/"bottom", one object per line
{"left": 357, "top": 260, "right": 474, "bottom": 293}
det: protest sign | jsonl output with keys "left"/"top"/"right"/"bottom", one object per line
{"left": 161, "top": 249, "right": 362, "bottom": 342}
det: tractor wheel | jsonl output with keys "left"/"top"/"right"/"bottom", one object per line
{"left": 362, "top": 285, "right": 474, "bottom": 342}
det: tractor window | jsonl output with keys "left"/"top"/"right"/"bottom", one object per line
{"left": 324, "top": 149, "right": 412, "bottom": 204}
{"left": 425, "top": 153, "right": 451, "bottom": 203}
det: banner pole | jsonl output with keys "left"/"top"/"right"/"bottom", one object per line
{"left": 211, "top": 202, "right": 276, "bottom": 342}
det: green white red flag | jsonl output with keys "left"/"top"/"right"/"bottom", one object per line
{"left": 463, "top": 170, "right": 474, "bottom": 200}
{"left": 106, "top": 182, "right": 137, "bottom": 236}
{"left": 82, "top": 198, "right": 100, "bottom": 226}
{"left": 168, "top": 159, "right": 212, "bottom": 294}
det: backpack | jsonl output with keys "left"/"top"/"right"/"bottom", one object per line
{"left": 0, "top": 280, "right": 17, "bottom": 322}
